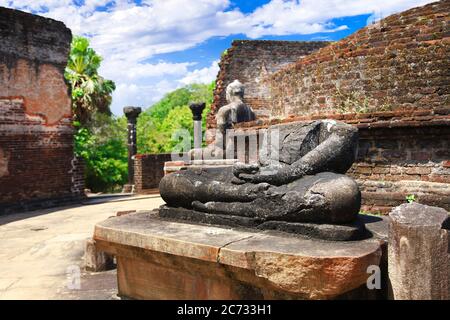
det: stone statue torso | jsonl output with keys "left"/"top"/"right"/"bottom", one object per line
{"left": 259, "top": 121, "right": 324, "bottom": 166}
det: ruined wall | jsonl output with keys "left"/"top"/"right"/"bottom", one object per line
{"left": 0, "top": 7, "right": 84, "bottom": 214}
{"left": 207, "top": 40, "right": 329, "bottom": 135}
{"left": 268, "top": 1, "right": 449, "bottom": 117}
{"left": 134, "top": 153, "right": 172, "bottom": 193}
{"left": 349, "top": 117, "right": 449, "bottom": 213}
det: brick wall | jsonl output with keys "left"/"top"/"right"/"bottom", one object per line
{"left": 268, "top": 1, "right": 449, "bottom": 117}
{"left": 207, "top": 40, "right": 329, "bottom": 138}
{"left": 350, "top": 120, "right": 449, "bottom": 213}
{"left": 134, "top": 153, "right": 172, "bottom": 193}
{"left": 0, "top": 8, "right": 84, "bottom": 214}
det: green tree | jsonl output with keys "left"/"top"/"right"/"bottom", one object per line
{"left": 74, "top": 114, "right": 128, "bottom": 192}
{"left": 65, "top": 36, "right": 116, "bottom": 125}
{"left": 137, "top": 82, "right": 214, "bottom": 154}
{"left": 67, "top": 36, "right": 125, "bottom": 192}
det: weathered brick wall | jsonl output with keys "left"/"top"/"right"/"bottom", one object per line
{"left": 268, "top": 1, "right": 449, "bottom": 117}
{"left": 350, "top": 121, "right": 449, "bottom": 213}
{"left": 208, "top": 40, "right": 329, "bottom": 134}
{"left": 134, "top": 153, "right": 172, "bottom": 193}
{"left": 0, "top": 8, "right": 84, "bottom": 214}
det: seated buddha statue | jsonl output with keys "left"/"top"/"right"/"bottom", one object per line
{"left": 161, "top": 119, "right": 361, "bottom": 220}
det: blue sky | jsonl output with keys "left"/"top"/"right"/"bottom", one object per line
{"left": 0, "top": 0, "right": 435, "bottom": 115}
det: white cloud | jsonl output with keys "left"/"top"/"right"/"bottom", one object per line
{"left": 179, "top": 60, "right": 220, "bottom": 86}
{"left": 100, "top": 60, "right": 194, "bottom": 81}
{"left": 244, "top": 0, "right": 436, "bottom": 38}
{"left": 111, "top": 79, "right": 178, "bottom": 114}
{"left": 0, "top": 0, "right": 436, "bottom": 114}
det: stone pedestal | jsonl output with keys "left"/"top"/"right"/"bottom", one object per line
{"left": 94, "top": 211, "right": 383, "bottom": 300}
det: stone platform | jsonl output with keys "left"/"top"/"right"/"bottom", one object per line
{"left": 93, "top": 211, "right": 384, "bottom": 300}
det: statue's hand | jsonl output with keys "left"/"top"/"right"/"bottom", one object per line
{"left": 238, "top": 172, "right": 279, "bottom": 185}
{"left": 237, "top": 165, "right": 294, "bottom": 186}
{"left": 232, "top": 162, "right": 260, "bottom": 177}
{"left": 248, "top": 182, "right": 271, "bottom": 195}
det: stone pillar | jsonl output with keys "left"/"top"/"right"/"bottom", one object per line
{"left": 189, "top": 102, "right": 205, "bottom": 150}
{"left": 123, "top": 106, "right": 142, "bottom": 192}
{"left": 388, "top": 203, "right": 449, "bottom": 300}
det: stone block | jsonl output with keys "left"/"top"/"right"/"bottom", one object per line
{"left": 84, "top": 238, "right": 115, "bottom": 272}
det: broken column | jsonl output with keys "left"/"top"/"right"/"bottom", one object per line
{"left": 189, "top": 102, "right": 205, "bottom": 150}
{"left": 388, "top": 202, "right": 449, "bottom": 300}
{"left": 123, "top": 106, "right": 141, "bottom": 193}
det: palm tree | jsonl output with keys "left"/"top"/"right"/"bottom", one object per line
{"left": 65, "top": 36, "right": 116, "bottom": 125}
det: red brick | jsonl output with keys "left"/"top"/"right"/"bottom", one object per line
{"left": 405, "top": 167, "right": 432, "bottom": 175}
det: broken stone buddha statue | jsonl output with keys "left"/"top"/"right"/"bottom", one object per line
{"left": 192, "top": 80, "right": 255, "bottom": 159}
{"left": 160, "top": 117, "right": 365, "bottom": 240}
{"left": 216, "top": 79, "right": 256, "bottom": 133}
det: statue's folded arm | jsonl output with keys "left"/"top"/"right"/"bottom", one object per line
{"left": 235, "top": 121, "right": 358, "bottom": 186}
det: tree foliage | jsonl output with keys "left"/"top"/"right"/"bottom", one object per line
{"left": 74, "top": 114, "right": 128, "bottom": 192}
{"left": 67, "top": 36, "right": 125, "bottom": 192}
{"left": 68, "top": 36, "right": 215, "bottom": 192}
{"left": 65, "top": 36, "right": 116, "bottom": 125}
{"left": 137, "top": 82, "right": 214, "bottom": 154}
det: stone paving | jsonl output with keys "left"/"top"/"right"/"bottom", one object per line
{"left": 0, "top": 194, "right": 164, "bottom": 300}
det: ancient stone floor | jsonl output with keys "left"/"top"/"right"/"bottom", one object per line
{"left": 0, "top": 194, "right": 164, "bottom": 300}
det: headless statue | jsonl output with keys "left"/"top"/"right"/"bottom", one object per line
{"left": 160, "top": 120, "right": 361, "bottom": 226}
{"left": 216, "top": 79, "right": 255, "bottom": 132}
{"left": 198, "top": 80, "right": 255, "bottom": 159}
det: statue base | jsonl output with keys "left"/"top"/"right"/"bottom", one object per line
{"left": 159, "top": 205, "right": 369, "bottom": 241}
{"left": 93, "top": 211, "right": 385, "bottom": 300}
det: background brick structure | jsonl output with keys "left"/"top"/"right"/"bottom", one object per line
{"left": 0, "top": 8, "right": 85, "bottom": 214}
{"left": 134, "top": 153, "right": 172, "bottom": 193}
{"left": 265, "top": 1, "right": 450, "bottom": 212}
